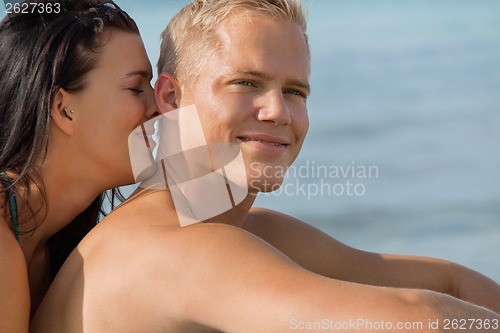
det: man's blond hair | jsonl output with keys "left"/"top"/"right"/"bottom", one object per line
{"left": 158, "top": 0, "right": 309, "bottom": 88}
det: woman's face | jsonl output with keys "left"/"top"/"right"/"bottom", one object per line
{"left": 68, "top": 31, "right": 157, "bottom": 186}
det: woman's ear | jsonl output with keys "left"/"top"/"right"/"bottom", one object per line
{"left": 51, "top": 88, "right": 75, "bottom": 136}
{"left": 155, "top": 73, "right": 181, "bottom": 114}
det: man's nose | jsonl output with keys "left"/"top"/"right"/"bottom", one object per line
{"left": 256, "top": 90, "right": 291, "bottom": 126}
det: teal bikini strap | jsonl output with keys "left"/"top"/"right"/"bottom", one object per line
{"left": 0, "top": 172, "right": 20, "bottom": 243}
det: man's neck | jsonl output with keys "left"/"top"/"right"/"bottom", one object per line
{"left": 203, "top": 193, "right": 257, "bottom": 228}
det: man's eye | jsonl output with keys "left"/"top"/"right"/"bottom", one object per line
{"left": 234, "top": 80, "right": 256, "bottom": 87}
{"left": 284, "top": 89, "right": 306, "bottom": 98}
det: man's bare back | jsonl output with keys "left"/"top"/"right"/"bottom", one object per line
{"left": 32, "top": 189, "right": 499, "bottom": 332}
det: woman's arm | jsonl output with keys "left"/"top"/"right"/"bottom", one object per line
{"left": 0, "top": 221, "right": 30, "bottom": 333}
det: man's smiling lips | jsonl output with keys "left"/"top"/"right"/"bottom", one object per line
{"left": 237, "top": 134, "right": 290, "bottom": 153}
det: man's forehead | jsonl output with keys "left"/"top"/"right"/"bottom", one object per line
{"left": 212, "top": 16, "right": 310, "bottom": 74}
{"left": 216, "top": 12, "right": 300, "bottom": 40}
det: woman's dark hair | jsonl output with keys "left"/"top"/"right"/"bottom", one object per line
{"left": 0, "top": 0, "right": 139, "bottom": 278}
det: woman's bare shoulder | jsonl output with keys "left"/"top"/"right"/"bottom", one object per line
{"left": 0, "top": 212, "right": 27, "bottom": 283}
{"left": 0, "top": 214, "right": 30, "bottom": 333}
{"left": 0, "top": 213, "right": 21, "bottom": 257}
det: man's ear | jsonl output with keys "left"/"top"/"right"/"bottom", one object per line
{"left": 51, "top": 88, "right": 75, "bottom": 136}
{"left": 155, "top": 73, "right": 181, "bottom": 113}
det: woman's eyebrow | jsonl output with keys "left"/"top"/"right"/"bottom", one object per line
{"left": 123, "top": 70, "right": 152, "bottom": 79}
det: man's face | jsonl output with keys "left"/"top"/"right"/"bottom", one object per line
{"left": 178, "top": 14, "right": 310, "bottom": 192}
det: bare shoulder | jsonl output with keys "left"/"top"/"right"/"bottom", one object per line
{"left": 244, "top": 207, "right": 332, "bottom": 252}
{"left": 0, "top": 216, "right": 27, "bottom": 278}
{"left": 245, "top": 207, "right": 340, "bottom": 242}
{"left": 0, "top": 216, "right": 30, "bottom": 332}
{"left": 33, "top": 211, "right": 500, "bottom": 332}
{"left": 79, "top": 221, "right": 499, "bottom": 332}
{"left": 42, "top": 191, "right": 302, "bottom": 329}
{"left": 55, "top": 217, "right": 304, "bottom": 332}
{"left": 244, "top": 207, "right": 363, "bottom": 278}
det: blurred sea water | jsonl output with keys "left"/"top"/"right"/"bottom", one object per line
{"left": 3, "top": 0, "right": 498, "bottom": 281}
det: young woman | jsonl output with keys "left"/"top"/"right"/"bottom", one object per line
{"left": 0, "top": 0, "right": 157, "bottom": 330}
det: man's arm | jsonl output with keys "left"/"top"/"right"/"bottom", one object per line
{"left": 155, "top": 223, "right": 499, "bottom": 332}
{"left": 244, "top": 208, "right": 500, "bottom": 313}
{"left": 0, "top": 220, "right": 30, "bottom": 333}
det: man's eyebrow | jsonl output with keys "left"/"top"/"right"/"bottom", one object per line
{"left": 233, "top": 70, "right": 310, "bottom": 94}
{"left": 123, "top": 70, "right": 152, "bottom": 79}
{"left": 235, "top": 70, "right": 271, "bottom": 80}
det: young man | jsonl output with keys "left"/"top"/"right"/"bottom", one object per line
{"left": 32, "top": 1, "right": 499, "bottom": 332}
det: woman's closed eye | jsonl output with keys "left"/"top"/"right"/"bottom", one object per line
{"left": 128, "top": 88, "right": 144, "bottom": 95}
